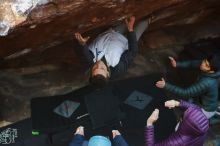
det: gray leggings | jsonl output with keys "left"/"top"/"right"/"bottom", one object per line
{"left": 201, "top": 109, "right": 216, "bottom": 119}
{"left": 113, "top": 19, "right": 149, "bottom": 41}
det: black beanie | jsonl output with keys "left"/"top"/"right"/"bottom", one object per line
{"left": 207, "top": 55, "right": 220, "bottom": 72}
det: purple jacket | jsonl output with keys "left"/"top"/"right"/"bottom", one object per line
{"left": 145, "top": 100, "right": 209, "bottom": 146}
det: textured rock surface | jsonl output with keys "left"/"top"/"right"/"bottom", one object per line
{"left": 0, "top": 0, "right": 48, "bottom": 36}
{"left": 0, "top": 0, "right": 219, "bottom": 58}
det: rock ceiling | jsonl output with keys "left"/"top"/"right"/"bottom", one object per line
{"left": 0, "top": 0, "right": 219, "bottom": 63}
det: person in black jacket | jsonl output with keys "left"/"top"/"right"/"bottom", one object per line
{"left": 69, "top": 126, "right": 128, "bottom": 146}
{"left": 75, "top": 16, "right": 151, "bottom": 87}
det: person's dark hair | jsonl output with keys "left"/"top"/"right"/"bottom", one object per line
{"left": 207, "top": 55, "right": 220, "bottom": 72}
{"left": 90, "top": 74, "right": 109, "bottom": 88}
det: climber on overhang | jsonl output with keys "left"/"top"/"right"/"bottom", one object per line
{"left": 75, "top": 16, "right": 152, "bottom": 88}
